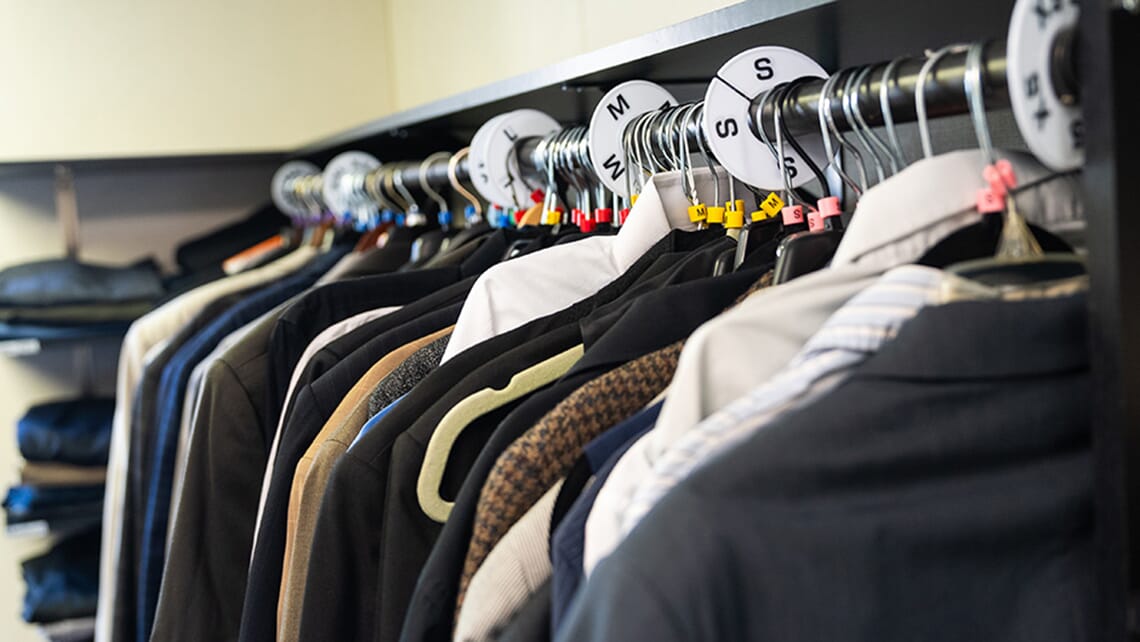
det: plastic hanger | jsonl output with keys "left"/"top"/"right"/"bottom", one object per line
{"left": 416, "top": 344, "right": 585, "bottom": 522}
{"left": 939, "top": 42, "right": 1084, "bottom": 283}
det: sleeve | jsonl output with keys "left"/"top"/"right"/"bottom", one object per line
{"left": 151, "top": 359, "right": 267, "bottom": 642}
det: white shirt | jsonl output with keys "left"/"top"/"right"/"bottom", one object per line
{"left": 250, "top": 304, "right": 400, "bottom": 555}
{"left": 583, "top": 149, "right": 1085, "bottom": 575}
{"left": 95, "top": 246, "right": 317, "bottom": 642}
{"left": 440, "top": 169, "right": 730, "bottom": 363}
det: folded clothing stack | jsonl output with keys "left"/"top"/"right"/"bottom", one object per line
{"left": 0, "top": 258, "right": 164, "bottom": 342}
{"left": 6, "top": 398, "right": 112, "bottom": 633}
{"left": 17, "top": 398, "right": 114, "bottom": 467}
{"left": 21, "top": 528, "right": 100, "bottom": 628}
{"left": 6, "top": 397, "right": 112, "bottom": 534}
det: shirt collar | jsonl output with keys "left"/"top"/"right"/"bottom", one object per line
{"left": 612, "top": 169, "right": 732, "bottom": 273}
{"left": 831, "top": 149, "right": 1084, "bottom": 270}
{"left": 798, "top": 263, "right": 1090, "bottom": 370}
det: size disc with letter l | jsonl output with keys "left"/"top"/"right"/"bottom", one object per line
{"left": 483, "top": 109, "right": 561, "bottom": 208}
{"left": 704, "top": 46, "right": 828, "bottom": 190}
{"left": 271, "top": 161, "right": 320, "bottom": 220}
{"left": 322, "top": 151, "right": 381, "bottom": 223}
{"left": 587, "top": 81, "right": 678, "bottom": 198}
{"left": 468, "top": 113, "right": 512, "bottom": 205}
{"left": 1007, "top": 0, "right": 1082, "bottom": 171}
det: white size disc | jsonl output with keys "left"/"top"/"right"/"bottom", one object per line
{"left": 1007, "top": 0, "right": 1082, "bottom": 171}
{"left": 468, "top": 113, "right": 513, "bottom": 205}
{"left": 704, "top": 46, "right": 828, "bottom": 190}
{"left": 322, "top": 151, "right": 381, "bottom": 223}
{"left": 271, "top": 161, "right": 321, "bottom": 219}
{"left": 587, "top": 81, "right": 678, "bottom": 198}
{"left": 483, "top": 109, "right": 562, "bottom": 208}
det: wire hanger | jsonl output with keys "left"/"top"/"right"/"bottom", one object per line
{"left": 820, "top": 70, "right": 871, "bottom": 194}
{"left": 916, "top": 44, "right": 970, "bottom": 160}
{"left": 817, "top": 70, "right": 866, "bottom": 198}
{"left": 840, "top": 69, "right": 887, "bottom": 184}
{"left": 921, "top": 41, "right": 1083, "bottom": 281}
{"left": 846, "top": 65, "right": 900, "bottom": 176}
{"left": 878, "top": 57, "right": 909, "bottom": 168}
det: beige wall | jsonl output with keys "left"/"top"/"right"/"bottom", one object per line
{"left": 0, "top": 0, "right": 742, "bottom": 161}
{"left": 381, "top": 0, "right": 742, "bottom": 111}
{"left": 0, "top": 0, "right": 392, "bottom": 161}
{"left": 0, "top": 162, "right": 278, "bottom": 641}
{"left": 0, "top": 3, "right": 744, "bottom": 638}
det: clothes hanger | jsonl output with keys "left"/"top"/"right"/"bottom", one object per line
{"left": 840, "top": 67, "right": 890, "bottom": 183}
{"left": 724, "top": 84, "right": 801, "bottom": 273}
{"left": 416, "top": 344, "right": 585, "bottom": 522}
{"left": 878, "top": 57, "right": 910, "bottom": 169}
{"left": 448, "top": 147, "right": 486, "bottom": 226}
{"left": 819, "top": 69, "right": 868, "bottom": 198}
{"left": 921, "top": 41, "right": 1084, "bottom": 283}
{"left": 847, "top": 65, "right": 900, "bottom": 177}
{"left": 770, "top": 78, "right": 847, "bottom": 283}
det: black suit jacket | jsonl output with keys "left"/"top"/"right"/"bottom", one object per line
{"left": 237, "top": 302, "right": 464, "bottom": 642}
{"left": 292, "top": 230, "right": 719, "bottom": 642}
{"left": 116, "top": 288, "right": 253, "bottom": 642}
{"left": 264, "top": 268, "right": 461, "bottom": 432}
{"left": 151, "top": 304, "right": 287, "bottom": 642}
{"left": 397, "top": 263, "right": 767, "bottom": 642}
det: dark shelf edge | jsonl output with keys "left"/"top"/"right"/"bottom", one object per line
{"left": 291, "top": 0, "right": 835, "bottom": 158}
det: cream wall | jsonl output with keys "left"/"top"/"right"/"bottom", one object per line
{"left": 380, "top": 0, "right": 742, "bottom": 111}
{"left": 0, "top": 0, "right": 392, "bottom": 161}
{"left": 0, "top": 0, "right": 743, "bottom": 161}
{"left": 0, "top": 162, "right": 279, "bottom": 641}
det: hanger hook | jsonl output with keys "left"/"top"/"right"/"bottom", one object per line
{"left": 822, "top": 69, "right": 870, "bottom": 193}
{"left": 964, "top": 41, "right": 996, "bottom": 165}
{"left": 916, "top": 44, "right": 970, "bottom": 159}
{"left": 419, "top": 152, "right": 452, "bottom": 214}
{"left": 840, "top": 67, "right": 886, "bottom": 183}
{"left": 447, "top": 148, "right": 482, "bottom": 219}
{"left": 692, "top": 103, "right": 721, "bottom": 207}
{"left": 817, "top": 71, "right": 864, "bottom": 197}
{"left": 392, "top": 165, "right": 421, "bottom": 214}
{"left": 770, "top": 82, "right": 797, "bottom": 204}
{"left": 878, "top": 57, "right": 908, "bottom": 167}
{"left": 848, "top": 65, "right": 900, "bottom": 175}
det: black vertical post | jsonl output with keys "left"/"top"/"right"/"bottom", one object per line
{"left": 1078, "top": 0, "right": 1140, "bottom": 638}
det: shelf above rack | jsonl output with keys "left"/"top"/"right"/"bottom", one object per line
{"left": 0, "top": 151, "right": 287, "bottom": 179}
{"left": 292, "top": 0, "right": 838, "bottom": 165}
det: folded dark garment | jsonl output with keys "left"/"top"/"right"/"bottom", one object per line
{"left": 4, "top": 485, "right": 105, "bottom": 524}
{"left": 0, "top": 301, "right": 155, "bottom": 325}
{"left": 21, "top": 527, "right": 100, "bottom": 623}
{"left": 175, "top": 204, "right": 288, "bottom": 275}
{"left": 0, "top": 321, "right": 130, "bottom": 343}
{"left": 18, "top": 398, "right": 114, "bottom": 465}
{"left": 0, "top": 258, "right": 163, "bottom": 308}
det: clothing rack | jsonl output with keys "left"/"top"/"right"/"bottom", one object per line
{"left": 287, "top": 35, "right": 1059, "bottom": 214}
{"left": 267, "top": 5, "right": 1138, "bottom": 636}
{"left": 748, "top": 40, "right": 1015, "bottom": 139}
